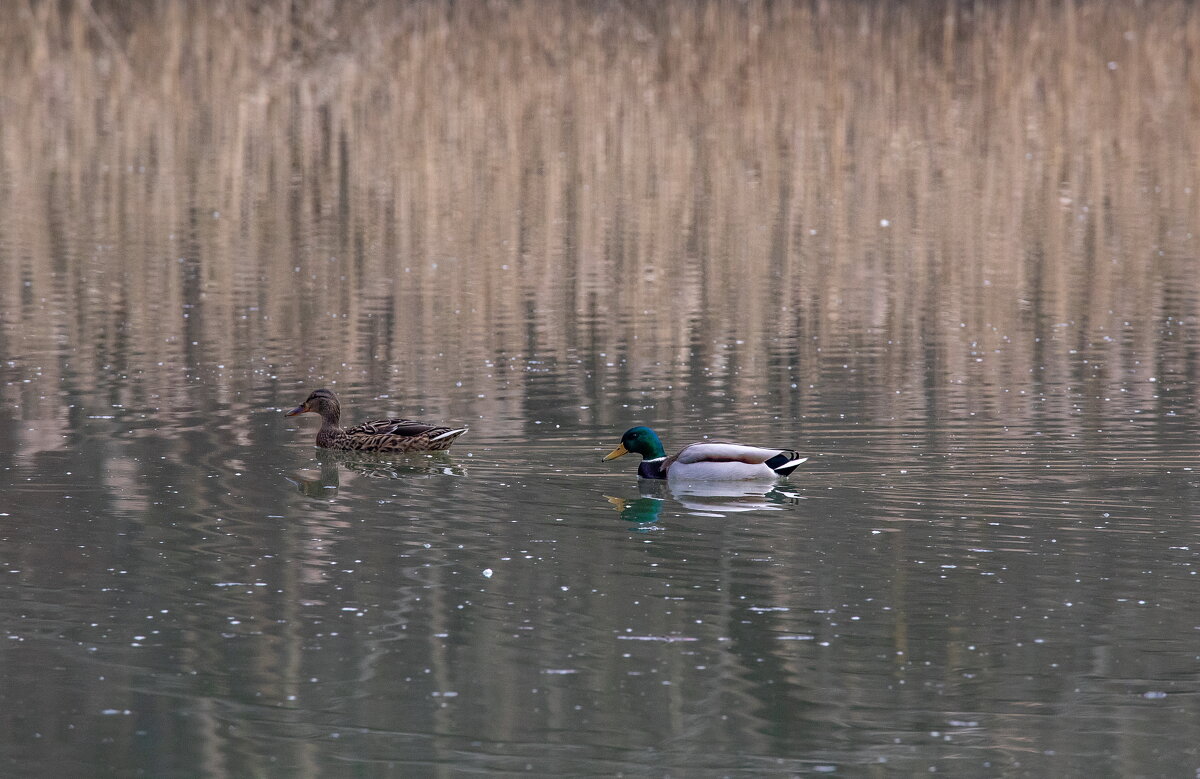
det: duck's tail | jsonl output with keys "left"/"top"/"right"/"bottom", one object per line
{"left": 430, "top": 426, "right": 469, "bottom": 443}
{"left": 764, "top": 450, "right": 807, "bottom": 477}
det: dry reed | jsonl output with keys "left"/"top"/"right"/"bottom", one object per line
{"left": 0, "top": 0, "right": 1196, "bottom": 427}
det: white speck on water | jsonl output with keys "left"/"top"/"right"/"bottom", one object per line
{"left": 880, "top": 219, "right": 890, "bottom": 227}
{"left": 482, "top": 568, "right": 493, "bottom": 578}
{"left": 617, "top": 635, "right": 698, "bottom": 642}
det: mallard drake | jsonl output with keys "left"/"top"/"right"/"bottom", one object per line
{"left": 603, "top": 426, "right": 806, "bottom": 481}
{"left": 286, "top": 388, "right": 467, "bottom": 453}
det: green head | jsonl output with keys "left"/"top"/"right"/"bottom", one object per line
{"left": 603, "top": 426, "right": 667, "bottom": 461}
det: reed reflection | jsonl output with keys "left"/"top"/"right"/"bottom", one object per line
{"left": 1, "top": 1, "right": 1197, "bottom": 442}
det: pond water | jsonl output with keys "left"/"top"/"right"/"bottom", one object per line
{"left": 2, "top": 2, "right": 1200, "bottom": 776}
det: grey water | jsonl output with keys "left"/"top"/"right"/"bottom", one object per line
{"left": 2, "top": 2, "right": 1200, "bottom": 776}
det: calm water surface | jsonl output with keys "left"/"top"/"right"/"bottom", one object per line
{"left": 2, "top": 2, "right": 1200, "bottom": 776}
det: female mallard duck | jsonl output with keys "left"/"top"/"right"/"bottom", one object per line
{"left": 286, "top": 388, "right": 467, "bottom": 453}
{"left": 603, "top": 426, "right": 806, "bottom": 481}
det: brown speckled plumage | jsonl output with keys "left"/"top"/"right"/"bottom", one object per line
{"left": 286, "top": 389, "right": 467, "bottom": 452}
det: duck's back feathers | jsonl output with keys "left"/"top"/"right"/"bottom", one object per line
{"left": 330, "top": 424, "right": 468, "bottom": 452}
{"left": 671, "top": 442, "right": 791, "bottom": 466}
{"left": 347, "top": 418, "right": 454, "bottom": 438}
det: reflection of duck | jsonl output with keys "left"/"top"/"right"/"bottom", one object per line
{"left": 330, "top": 448, "right": 466, "bottom": 478}
{"left": 606, "top": 495, "right": 666, "bottom": 524}
{"left": 286, "top": 389, "right": 467, "bottom": 452}
{"left": 287, "top": 453, "right": 343, "bottom": 497}
{"left": 287, "top": 449, "right": 465, "bottom": 497}
{"left": 667, "top": 480, "right": 798, "bottom": 513}
{"left": 603, "top": 426, "right": 806, "bottom": 481}
{"left": 606, "top": 480, "right": 802, "bottom": 523}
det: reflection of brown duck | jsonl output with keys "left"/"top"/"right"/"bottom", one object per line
{"left": 289, "top": 454, "right": 342, "bottom": 497}
{"left": 286, "top": 389, "right": 467, "bottom": 452}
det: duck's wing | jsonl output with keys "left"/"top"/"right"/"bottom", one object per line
{"left": 347, "top": 418, "right": 455, "bottom": 438}
{"left": 673, "top": 442, "right": 789, "bottom": 465}
{"left": 671, "top": 442, "right": 807, "bottom": 474}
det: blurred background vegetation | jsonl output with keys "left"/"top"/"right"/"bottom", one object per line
{"left": 1, "top": 0, "right": 1197, "bottom": 426}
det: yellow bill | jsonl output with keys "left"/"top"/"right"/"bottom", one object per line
{"left": 603, "top": 443, "right": 629, "bottom": 461}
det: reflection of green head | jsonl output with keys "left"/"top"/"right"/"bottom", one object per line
{"left": 607, "top": 495, "right": 665, "bottom": 524}
{"left": 604, "top": 426, "right": 667, "bottom": 461}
